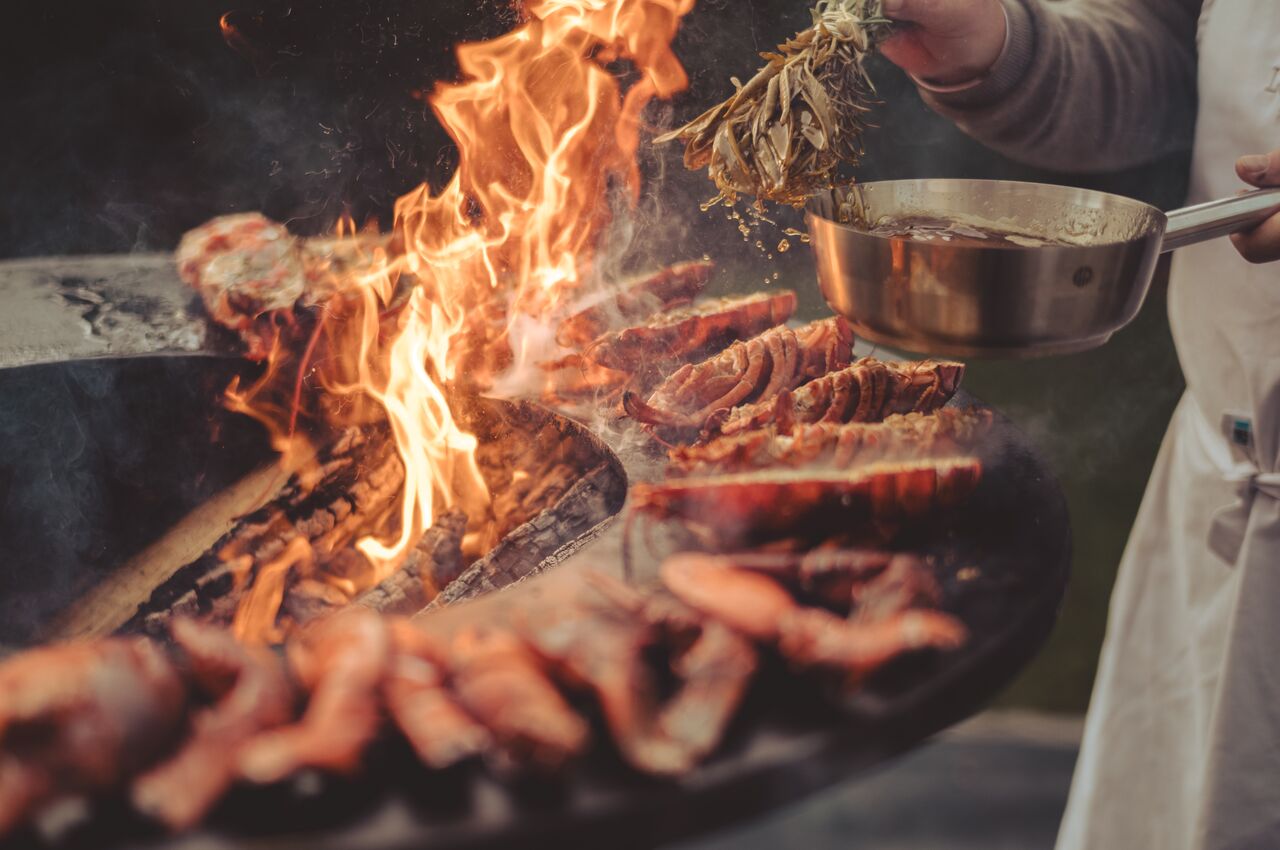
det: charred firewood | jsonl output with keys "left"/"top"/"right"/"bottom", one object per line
{"left": 106, "top": 398, "right": 625, "bottom": 639}
{"left": 121, "top": 425, "right": 407, "bottom": 639}
{"left": 429, "top": 460, "right": 627, "bottom": 607}
{"left": 353, "top": 511, "right": 468, "bottom": 616}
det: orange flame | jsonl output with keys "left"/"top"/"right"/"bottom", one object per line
{"left": 229, "top": 0, "right": 695, "bottom": 641}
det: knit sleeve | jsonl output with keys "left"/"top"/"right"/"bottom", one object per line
{"left": 917, "top": 0, "right": 1202, "bottom": 172}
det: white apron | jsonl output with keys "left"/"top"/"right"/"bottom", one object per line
{"left": 1057, "top": 2, "right": 1280, "bottom": 849}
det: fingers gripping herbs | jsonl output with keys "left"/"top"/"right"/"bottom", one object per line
{"left": 654, "top": 0, "right": 891, "bottom": 206}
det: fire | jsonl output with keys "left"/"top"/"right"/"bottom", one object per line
{"left": 228, "top": 0, "right": 696, "bottom": 642}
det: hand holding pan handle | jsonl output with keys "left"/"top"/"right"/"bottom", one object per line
{"left": 1161, "top": 187, "right": 1280, "bottom": 252}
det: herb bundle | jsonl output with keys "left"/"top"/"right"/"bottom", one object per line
{"left": 655, "top": 0, "right": 891, "bottom": 206}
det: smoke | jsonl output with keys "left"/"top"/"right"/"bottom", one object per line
{"left": 0, "top": 359, "right": 273, "bottom": 645}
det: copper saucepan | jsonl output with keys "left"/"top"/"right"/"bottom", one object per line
{"left": 806, "top": 179, "right": 1280, "bottom": 358}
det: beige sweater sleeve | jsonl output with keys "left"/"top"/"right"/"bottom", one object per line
{"left": 920, "top": 0, "right": 1203, "bottom": 173}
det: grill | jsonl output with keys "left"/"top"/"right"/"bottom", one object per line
{"left": 0, "top": 254, "right": 1067, "bottom": 848}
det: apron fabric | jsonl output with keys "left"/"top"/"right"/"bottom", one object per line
{"left": 1057, "top": 2, "right": 1280, "bottom": 848}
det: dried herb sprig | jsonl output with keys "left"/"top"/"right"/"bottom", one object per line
{"left": 655, "top": 0, "right": 891, "bottom": 206}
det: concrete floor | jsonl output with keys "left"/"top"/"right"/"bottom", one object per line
{"left": 673, "top": 712, "right": 1082, "bottom": 850}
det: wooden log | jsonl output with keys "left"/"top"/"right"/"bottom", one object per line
{"left": 43, "top": 454, "right": 306, "bottom": 641}
{"left": 353, "top": 510, "right": 468, "bottom": 615}
{"left": 116, "top": 425, "right": 405, "bottom": 639}
{"left": 47, "top": 398, "right": 627, "bottom": 642}
{"left": 428, "top": 459, "right": 626, "bottom": 607}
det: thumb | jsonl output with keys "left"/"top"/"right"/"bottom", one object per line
{"left": 1236, "top": 150, "right": 1280, "bottom": 187}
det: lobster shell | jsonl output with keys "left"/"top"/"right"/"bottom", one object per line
{"left": 670, "top": 407, "right": 994, "bottom": 476}
{"left": 587, "top": 291, "right": 797, "bottom": 371}
{"left": 712, "top": 357, "right": 965, "bottom": 439}
{"left": 556, "top": 260, "right": 714, "bottom": 349}
{"left": 629, "top": 457, "right": 983, "bottom": 547}
{"left": 622, "top": 316, "right": 855, "bottom": 439}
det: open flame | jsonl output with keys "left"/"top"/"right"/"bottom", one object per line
{"left": 226, "top": 0, "right": 695, "bottom": 642}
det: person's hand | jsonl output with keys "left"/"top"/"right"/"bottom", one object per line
{"left": 878, "top": 0, "right": 1008, "bottom": 87}
{"left": 1231, "top": 151, "right": 1280, "bottom": 264}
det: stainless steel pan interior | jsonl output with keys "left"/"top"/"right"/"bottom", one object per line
{"left": 806, "top": 179, "right": 1280, "bottom": 358}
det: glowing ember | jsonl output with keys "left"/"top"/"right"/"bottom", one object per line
{"left": 225, "top": 0, "right": 696, "bottom": 641}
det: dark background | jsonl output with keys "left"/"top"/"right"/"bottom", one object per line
{"left": 0, "top": 0, "right": 1194, "bottom": 709}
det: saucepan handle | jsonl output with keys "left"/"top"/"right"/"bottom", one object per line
{"left": 1161, "top": 187, "right": 1280, "bottom": 252}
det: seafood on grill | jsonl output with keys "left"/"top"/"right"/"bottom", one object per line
{"left": 518, "top": 572, "right": 757, "bottom": 776}
{"left": 556, "top": 260, "right": 714, "bottom": 349}
{"left": 384, "top": 620, "right": 493, "bottom": 771}
{"left": 621, "top": 316, "right": 855, "bottom": 439}
{"left": 627, "top": 457, "right": 983, "bottom": 550}
{"left": 435, "top": 625, "right": 591, "bottom": 774}
{"left": 132, "top": 619, "right": 296, "bottom": 831}
{"left": 176, "top": 213, "right": 389, "bottom": 360}
{"left": 0, "top": 637, "right": 187, "bottom": 836}
{"left": 237, "top": 608, "right": 391, "bottom": 783}
{"left": 711, "top": 357, "right": 965, "bottom": 439}
{"left": 586, "top": 290, "right": 797, "bottom": 372}
{"left": 685, "top": 549, "right": 938, "bottom": 615}
{"left": 849, "top": 552, "right": 945, "bottom": 624}
{"left": 660, "top": 553, "right": 965, "bottom": 688}
{"left": 670, "top": 407, "right": 995, "bottom": 476}
{"left": 0, "top": 542, "right": 974, "bottom": 838}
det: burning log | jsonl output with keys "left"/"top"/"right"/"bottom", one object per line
{"left": 47, "top": 398, "right": 625, "bottom": 643}
{"left": 431, "top": 398, "right": 629, "bottom": 606}
{"left": 118, "top": 425, "right": 407, "bottom": 640}
{"left": 431, "top": 458, "right": 626, "bottom": 607}
{"left": 353, "top": 511, "right": 467, "bottom": 615}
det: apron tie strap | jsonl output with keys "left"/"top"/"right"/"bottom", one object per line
{"left": 1208, "top": 465, "right": 1280, "bottom": 565}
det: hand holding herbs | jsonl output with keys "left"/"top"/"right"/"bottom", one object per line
{"left": 877, "top": 0, "right": 1007, "bottom": 86}
{"left": 654, "top": 0, "right": 892, "bottom": 207}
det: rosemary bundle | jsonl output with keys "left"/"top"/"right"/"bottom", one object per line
{"left": 655, "top": 0, "right": 891, "bottom": 206}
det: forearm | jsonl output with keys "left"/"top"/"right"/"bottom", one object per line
{"left": 919, "top": 0, "right": 1201, "bottom": 173}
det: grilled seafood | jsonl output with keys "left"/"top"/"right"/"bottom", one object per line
{"left": 711, "top": 357, "right": 965, "bottom": 439}
{"left": 238, "top": 608, "right": 391, "bottom": 783}
{"left": 628, "top": 457, "right": 983, "bottom": 549}
{"left": 384, "top": 620, "right": 492, "bottom": 771}
{"left": 443, "top": 626, "right": 590, "bottom": 773}
{"left": 557, "top": 260, "right": 714, "bottom": 349}
{"left": 518, "top": 573, "right": 756, "bottom": 776}
{"left": 177, "top": 213, "right": 386, "bottom": 360}
{"left": 133, "top": 619, "right": 296, "bottom": 831}
{"left": 622, "top": 317, "right": 854, "bottom": 438}
{"left": 587, "top": 291, "right": 797, "bottom": 371}
{"left": 849, "top": 553, "right": 944, "bottom": 623}
{"left": 660, "top": 553, "right": 965, "bottom": 687}
{"left": 0, "top": 638, "right": 186, "bottom": 836}
{"left": 676, "top": 549, "right": 903, "bottom": 611}
{"left": 670, "top": 408, "right": 994, "bottom": 475}
{"left": 176, "top": 213, "right": 306, "bottom": 360}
